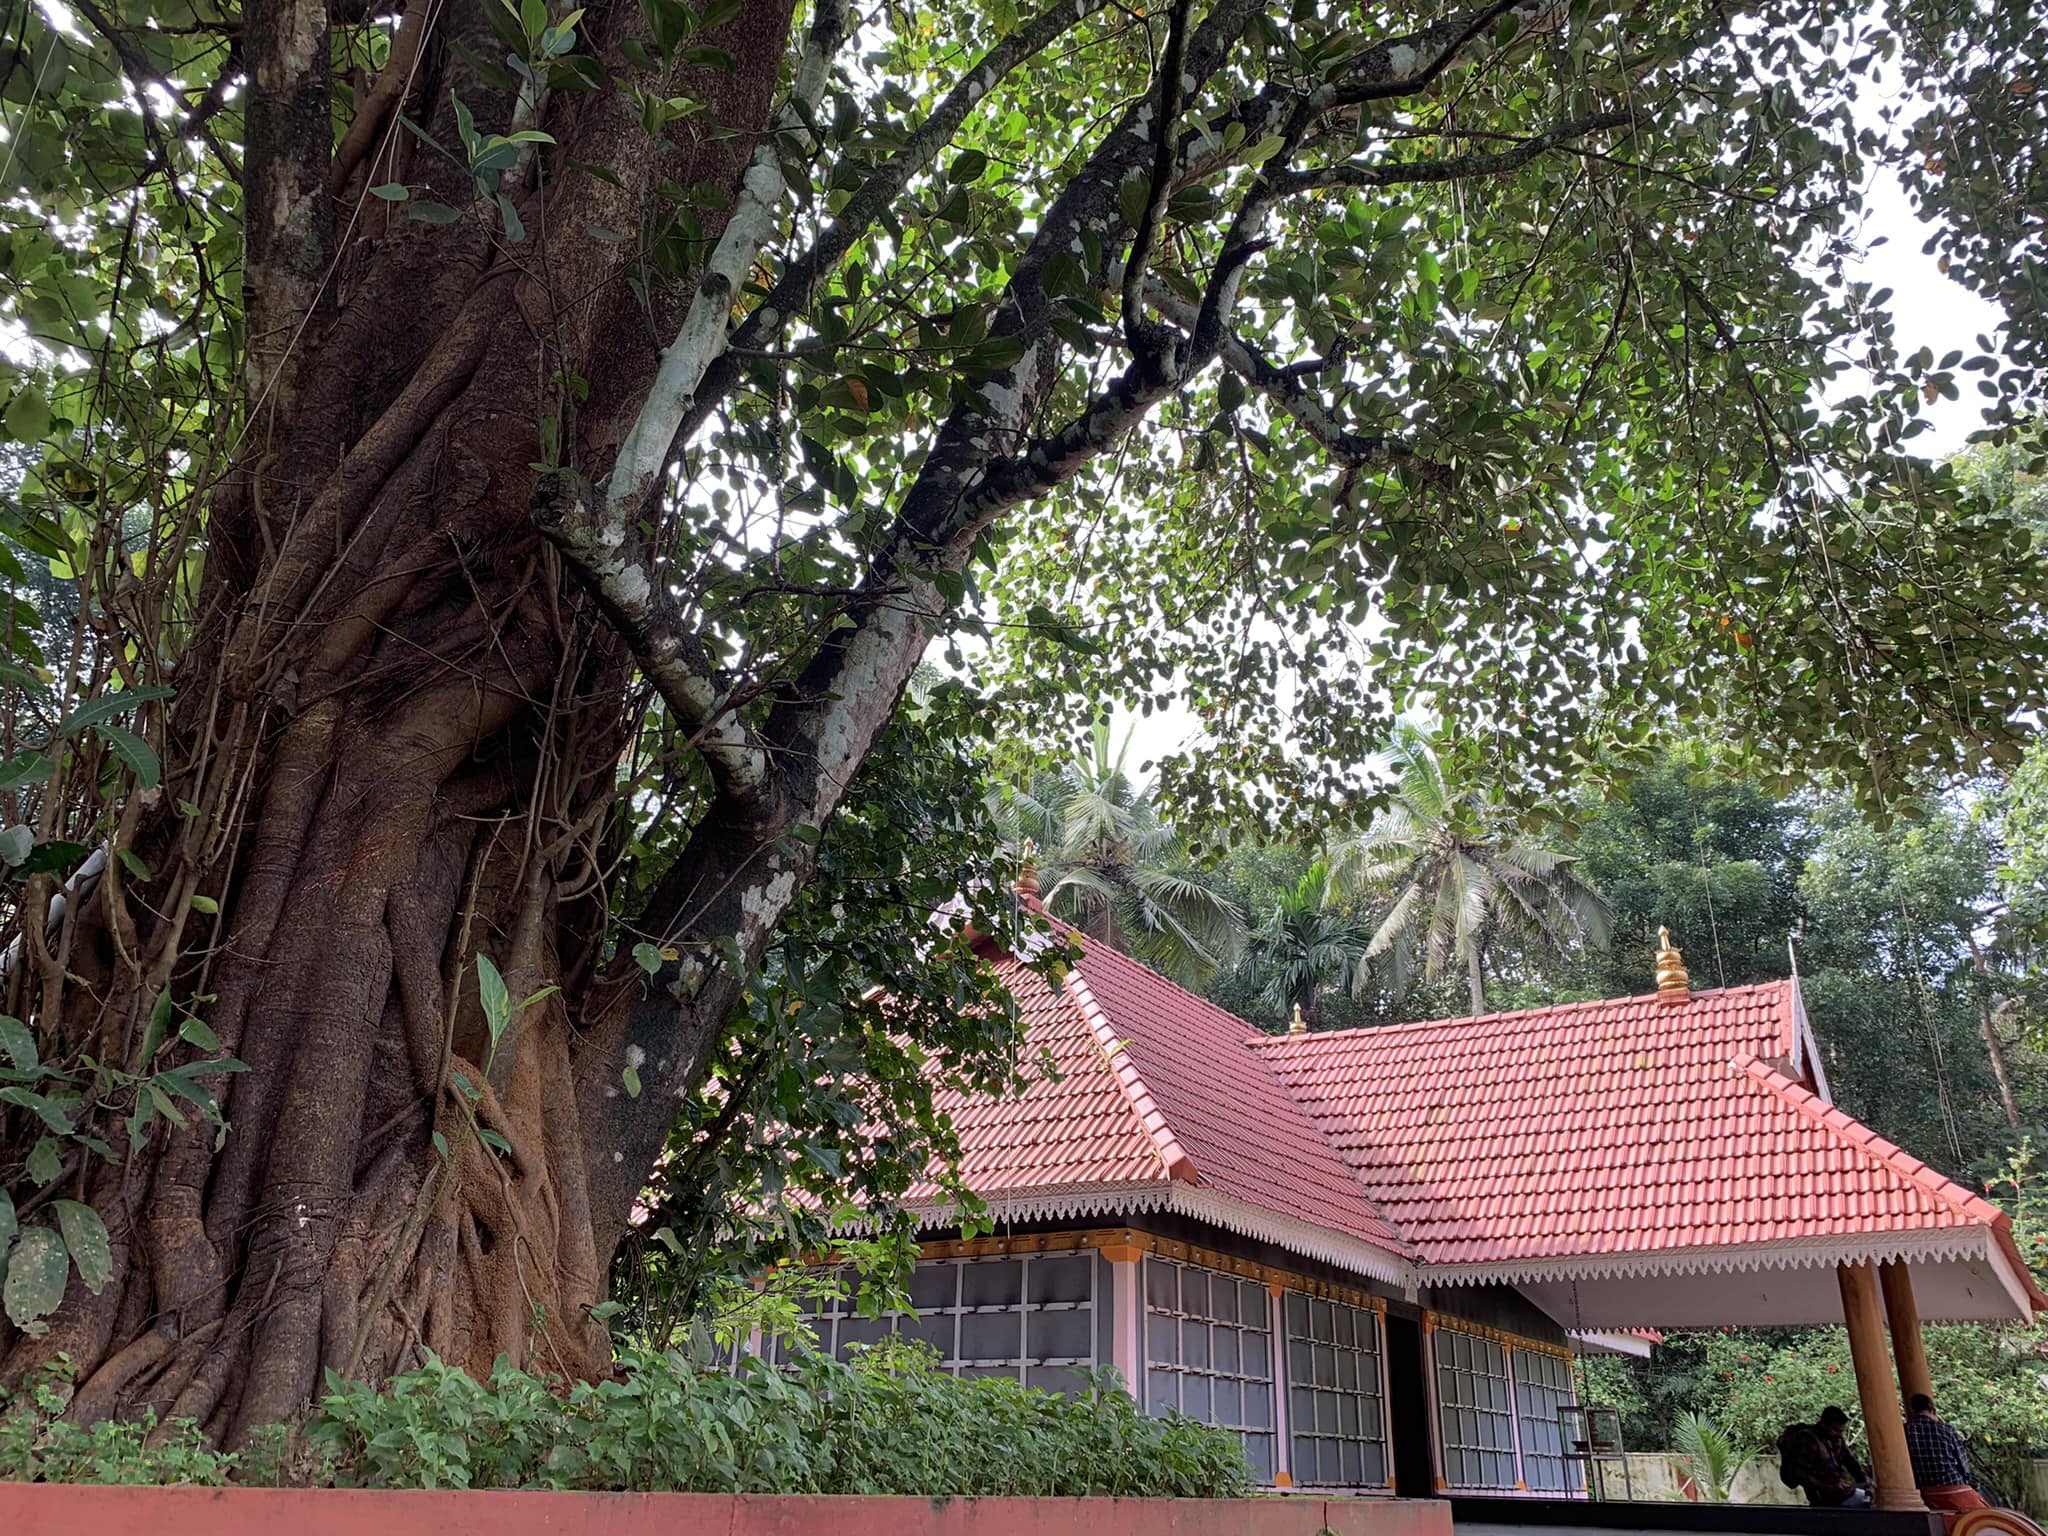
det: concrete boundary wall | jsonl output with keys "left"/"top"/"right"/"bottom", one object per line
{"left": 0, "top": 1484, "right": 1458, "bottom": 1536}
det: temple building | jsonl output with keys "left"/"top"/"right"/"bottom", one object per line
{"left": 781, "top": 890, "right": 2041, "bottom": 1512}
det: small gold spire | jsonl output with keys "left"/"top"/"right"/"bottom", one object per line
{"left": 1654, "top": 925, "right": 1691, "bottom": 1004}
{"left": 1289, "top": 1002, "right": 1309, "bottom": 1035}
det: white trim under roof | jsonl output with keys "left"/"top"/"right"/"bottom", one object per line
{"left": 898, "top": 1180, "right": 1416, "bottom": 1288}
{"left": 1568, "top": 1330, "right": 1654, "bottom": 1359}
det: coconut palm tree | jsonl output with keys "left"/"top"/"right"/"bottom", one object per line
{"left": 1328, "top": 723, "right": 1612, "bottom": 1015}
{"left": 990, "top": 723, "right": 1245, "bottom": 988}
{"left": 1237, "top": 864, "right": 1371, "bottom": 1031}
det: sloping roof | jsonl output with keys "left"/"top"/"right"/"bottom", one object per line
{"left": 911, "top": 938, "right": 1412, "bottom": 1272}
{"left": 1069, "top": 938, "right": 1411, "bottom": 1255}
{"left": 1252, "top": 984, "right": 2009, "bottom": 1268}
{"left": 905, "top": 920, "right": 2035, "bottom": 1311}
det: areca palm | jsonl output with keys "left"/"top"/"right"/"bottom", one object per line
{"left": 991, "top": 723, "right": 1245, "bottom": 988}
{"left": 1239, "top": 865, "right": 1371, "bottom": 1031}
{"left": 1329, "top": 724, "right": 1612, "bottom": 1015}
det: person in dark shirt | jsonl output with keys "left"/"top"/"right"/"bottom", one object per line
{"left": 1778, "top": 1408, "right": 1870, "bottom": 1508}
{"left": 1905, "top": 1394, "right": 1990, "bottom": 1513}
{"left": 1817, "top": 1406, "right": 1870, "bottom": 1490}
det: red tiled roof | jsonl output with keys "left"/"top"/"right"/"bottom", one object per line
{"left": 1069, "top": 938, "right": 1411, "bottom": 1255}
{"left": 911, "top": 952, "right": 1168, "bottom": 1199}
{"left": 910, "top": 924, "right": 2026, "bottom": 1294}
{"left": 1253, "top": 985, "right": 2008, "bottom": 1267}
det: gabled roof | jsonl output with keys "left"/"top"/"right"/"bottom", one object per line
{"left": 1253, "top": 984, "right": 2012, "bottom": 1271}
{"left": 903, "top": 919, "right": 2039, "bottom": 1318}
{"left": 913, "top": 936, "right": 1413, "bottom": 1281}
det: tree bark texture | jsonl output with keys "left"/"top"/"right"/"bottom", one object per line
{"left": 0, "top": 0, "right": 800, "bottom": 1441}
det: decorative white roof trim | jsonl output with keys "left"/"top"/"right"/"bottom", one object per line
{"left": 1163, "top": 1184, "right": 1413, "bottom": 1287}
{"left": 887, "top": 1180, "right": 1414, "bottom": 1287}
{"left": 1569, "top": 1330, "right": 1655, "bottom": 1359}
{"left": 1419, "top": 1225, "right": 2007, "bottom": 1290}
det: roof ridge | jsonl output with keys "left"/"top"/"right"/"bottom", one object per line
{"left": 1062, "top": 966, "right": 1199, "bottom": 1184}
{"left": 1734, "top": 1052, "right": 2008, "bottom": 1227}
{"left": 1246, "top": 976, "right": 1797, "bottom": 1049}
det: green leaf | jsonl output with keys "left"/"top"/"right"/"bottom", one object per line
{"left": 632, "top": 941, "right": 663, "bottom": 974}
{"left": 588, "top": 1299, "right": 623, "bottom": 1320}
{"left": 115, "top": 847, "right": 150, "bottom": 881}
{"left": 24, "top": 1135, "right": 60, "bottom": 1185}
{"left": 0, "top": 825, "right": 30, "bottom": 867}
{"left": 476, "top": 954, "right": 511, "bottom": 1048}
{"left": 178, "top": 1016, "right": 222, "bottom": 1052}
{"left": 407, "top": 200, "right": 462, "bottom": 226}
{"left": 0, "top": 752, "right": 53, "bottom": 792}
{"left": 496, "top": 193, "right": 526, "bottom": 245}
{"left": 369, "top": 182, "right": 410, "bottom": 200}
{"left": 188, "top": 894, "right": 219, "bottom": 914}
{"left": 4, "top": 1226, "right": 68, "bottom": 1329}
{"left": 4, "top": 387, "right": 51, "bottom": 442}
{"left": 0, "top": 1189, "right": 15, "bottom": 1252}
{"left": 1117, "top": 174, "right": 1150, "bottom": 231}
{"left": 0, "top": 1086, "right": 72, "bottom": 1134}
{"left": 0, "top": 1016, "right": 36, "bottom": 1072}
{"left": 432, "top": 1130, "right": 450, "bottom": 1159}
{"left": 477, "top": 1126, "right": 512, "bottom": 1155}
{"left": 949, "top": 149, "right": 988, "bottom": 183}
{"left": 52, "top": 1200, "right": 108, "bottom": 1294}
{"left": 622, "top": 1063, "right": 641, "bottom": 1098}
{"left": 55, "top": 685, "right": 172, "bottom": 739}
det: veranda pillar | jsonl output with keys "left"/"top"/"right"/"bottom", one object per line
{"left": 1837, "top": 1261, "right": 1927, "bottom": 1512}
{"left": 1879, "top": 1260, "right": 1936, "bottom": 1407}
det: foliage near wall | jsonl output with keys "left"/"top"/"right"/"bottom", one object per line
{"left": 0, "top": 1344, "right": 1251, "bottom": 1497}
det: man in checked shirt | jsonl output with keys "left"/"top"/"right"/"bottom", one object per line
{"left": 1905, "top": 1393, "right": 1991, "bottom": 1513}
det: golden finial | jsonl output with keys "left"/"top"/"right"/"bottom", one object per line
{"left": 1289, "top": 1002, "right": 1309, "bottom": 1035}
{"left": 1654, "top": 925, "right": 1691, "bottom": 1004}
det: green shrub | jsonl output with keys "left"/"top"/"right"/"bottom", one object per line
{"left": 0, "top": 1360, "right": 237, "bottom": 1485}
{"left": 308, "top": 1342, "right": 1251, "bottom": 1497}
{"left": 0, "top": 1343, "right": 1253, "bottom": 1496}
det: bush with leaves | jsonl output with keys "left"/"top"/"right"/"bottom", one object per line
{"left": 303, "top": 1342, "right": 1251, "bottom": 1497}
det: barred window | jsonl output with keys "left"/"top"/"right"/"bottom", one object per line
{"left": 776, "top": 1253, "right": 1104, "bottom": 1392}
{"left": 1434, "top": 1326, "right": 1518, "bottom": 1490}
{"left": 1143, "top": 1258, "right": 1276, "bottom": 1478}
{"left": 1284, "top": 1293, "right": 1388, "bottom": 1489}
{"left": 1513, "top": 1348, "right": 1582, "bottom": 1492}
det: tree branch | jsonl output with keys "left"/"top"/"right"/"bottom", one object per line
{"left": 1122, "top": 0, "right": 1196, "bottom": 362}
{"left": 1275, "top": 108, "right": 1632, "bottom": 194}
{"left": 537, "top": 478, "right": 779, "bottom": 820}
{"left": 602, "top": 0, "right": 854, "bottom": 525}
{"left": 674, "top": 0, "right": 1117, "bottom": 449}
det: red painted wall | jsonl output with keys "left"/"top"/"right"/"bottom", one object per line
{"left": 0, "top": 1485, "right": 1455, "bottom": 1536}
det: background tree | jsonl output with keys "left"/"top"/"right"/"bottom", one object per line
{"left": 0, "top": 0, "right": 2045, "bottom": 1441}
{"left": 1329, "top": 724, "right": 1612, "bottom": 1014}
{"left": 1226, "top": 862, "right": 1367, "bottom": 1031}
{"left": 990, "top": 723, "right": 1243, "bottom": 987}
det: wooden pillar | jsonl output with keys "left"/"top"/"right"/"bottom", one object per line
{"left": 1101, "top": 1240, "right": 1144, "bottom": 1402}
{"left": 1838, "top": 1261, "right": 1926, "bottom": 1512}
{"left": 1880, "top": 1260, "right": 1935, "bottom": 1408}
{"left": 1269, "top": 1283, "right": 1293, "bottom": 1488}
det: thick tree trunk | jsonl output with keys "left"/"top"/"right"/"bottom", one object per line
{"left": 0, "top": 0, "right": 798, "bottom": 1439}
{"left": 1465, "top": 945, "right": 1486, "bottom": 1016}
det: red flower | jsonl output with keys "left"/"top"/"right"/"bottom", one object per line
{"left": 1765, "top": 1375, "right": 1775, "bottom": 1384}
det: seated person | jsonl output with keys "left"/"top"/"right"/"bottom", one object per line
{"left": 1905, "top": 1394, "right": 1990, "bottom": 1513}
{"left": 1778, "top": 1409, "right": 1870, "bottom": 1508}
